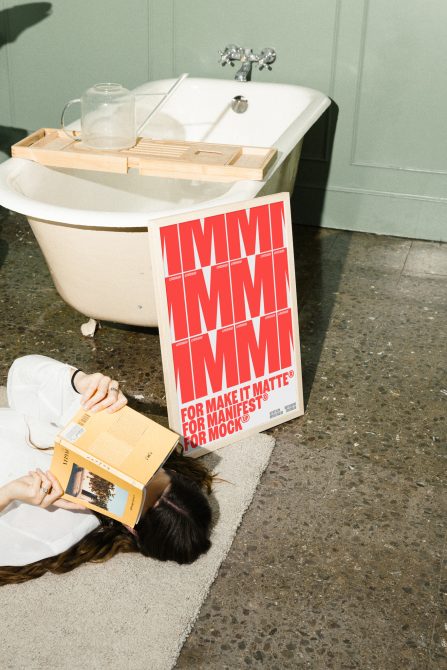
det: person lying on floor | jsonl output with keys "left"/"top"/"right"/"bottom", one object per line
{"left": 0, "top": 355, "right": 213, "bottom": 585}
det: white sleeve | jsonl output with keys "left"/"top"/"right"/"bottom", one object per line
{"left": 7, "top": 355, "right": 82, "bottom": 428}
{"left": 1, "top": 360, "right": 101, "bottom": 568}
{"left": 0, "top": 406, "right": 101, "bottom": 568}
{"left": 0, "top": 500, "right": 101, "bottom": 567}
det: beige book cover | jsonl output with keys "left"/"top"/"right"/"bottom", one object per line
{"left": 50, "top": 405, "right": 179, "bottom": 527}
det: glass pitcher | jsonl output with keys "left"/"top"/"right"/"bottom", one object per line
{"left": 61, "top": 83, "right": 136, "bottom": 151}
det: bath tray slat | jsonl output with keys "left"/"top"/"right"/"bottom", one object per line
{"left": 12, "top": 128, "right": 277, "bottom": 181}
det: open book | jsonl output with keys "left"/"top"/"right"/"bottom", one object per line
{"left": 50, "top": 405, "right": 179, "bottom": 527}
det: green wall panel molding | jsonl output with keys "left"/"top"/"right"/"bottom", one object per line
{"left": 294, "top": 185, "right": 445, "bottom": 242}
{"left": 0, "top": 0, "right": 445, "bottom": 240}
{"left": 353, "top": 0, "right": 447, "bottom": 174}
{"left": 0, "top": 0, "right": 29, "bottom": 160}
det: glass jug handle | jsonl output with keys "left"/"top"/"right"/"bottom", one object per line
{"left": 61, "top": 98, "right": 82, "bottom": 141}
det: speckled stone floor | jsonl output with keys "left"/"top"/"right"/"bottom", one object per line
{"left": 1, "top": 208, "right": 445, "bottom": 669}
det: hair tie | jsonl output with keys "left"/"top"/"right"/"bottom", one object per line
{"left": 71, "top": 369, "right": 82, "bottom": 393}
{"left": 161, "top": 496, "right": 188, "bottom": 517}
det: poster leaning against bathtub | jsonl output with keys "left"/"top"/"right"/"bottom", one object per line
{"left": 149, "top": 193, "right": 304, "bottom": 457}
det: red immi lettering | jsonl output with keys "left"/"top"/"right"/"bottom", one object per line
{"left": 165, "top": 274, "right": 188, "bottom": 341}
{"left": 172, "top": 339, "right": 195, "bottom": 404}
{"left": 235, "top": 314, "right": 280, "bottom": 383}
{"left": 184, "top": 264, "right": 233, "bottom": 336}
{"left": 179, "top": 214, "right": 228, "bottom": 271}
{"left": 160, "top": 224, "right": 181, "bottom": 275}
{"left": 190, "top": 327, "right": 239, "bottom": 398}
{"left": 272, "top": 247, "right": 290, "bottom": 311}
{"left": 270, "top": 200, "right": 285, "bottom": 249}
{"left": 226, "top": 204, "right": 272, "bottom": 259}
{"left": 277, "top": 308, "right": 294, "bottom": 369}
{"left": 231, "top": 252, "right": 276, "bottom": 322}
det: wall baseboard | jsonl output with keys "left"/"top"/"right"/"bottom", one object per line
{"left": 292, "top": 185, "right": 446, "bottom": 242}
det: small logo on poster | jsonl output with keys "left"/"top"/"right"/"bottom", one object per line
{"left": 269, "top": 408, "right": 283, "bottom": 419}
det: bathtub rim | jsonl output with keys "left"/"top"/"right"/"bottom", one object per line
{"left": 0, "top": 77, "right": 330, "bottom": 228}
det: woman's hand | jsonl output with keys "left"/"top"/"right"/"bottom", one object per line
{"left": 4, "top": 468, "right": 84, "bottom": 510}
{"left": 72, "top": 370, "right": 127, "bottom": 414}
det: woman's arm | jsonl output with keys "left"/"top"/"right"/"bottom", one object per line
{"left": 0, "top": 363, "right": 128, "bottom": 514}
{"left": 0, "top": 468, "right": 83, "bottom": 513}
{"left": 69, "top": 369, "right": 127, "bottom": 414}
{"left": 0, "top": 483, "right": 13, "bottom": 513}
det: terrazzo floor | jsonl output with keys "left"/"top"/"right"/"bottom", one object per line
{"left": 0, "top": 208, "right": 445, "bottom": 669}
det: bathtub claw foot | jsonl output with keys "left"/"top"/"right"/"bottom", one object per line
{"left": 81, "top": 318, "right": 100, "bottom": 337}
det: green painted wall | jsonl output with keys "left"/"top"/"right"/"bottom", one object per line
{"left": 0, "top": 0, "right": 445, "bottom": 240}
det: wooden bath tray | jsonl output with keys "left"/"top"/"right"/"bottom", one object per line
{"left": 11, "top": 128, "right": 277, "bottom": 182}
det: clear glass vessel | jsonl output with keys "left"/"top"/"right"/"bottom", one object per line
{"left": 61, "top": 83, "right": 136, "bottom": 151}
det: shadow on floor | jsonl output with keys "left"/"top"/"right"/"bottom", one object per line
{"left": 290, "top": 102, "right": 353, "bottom": 408}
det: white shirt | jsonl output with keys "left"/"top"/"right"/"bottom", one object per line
{"left": 0, "top": 355, "right": 101, "bottom": 567}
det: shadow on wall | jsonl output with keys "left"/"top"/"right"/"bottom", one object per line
{"left": 0, "top": 3, "right": 52, "bottom": 156}
{"left": 289, "top": 102, "right": 352, "bottom": 407}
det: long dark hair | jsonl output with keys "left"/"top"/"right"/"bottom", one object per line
{"left": 135, "top": 469, "right": 211, "bottom": 564}
{"left": 0, "top": 451, "right": 214, "bottom": 586}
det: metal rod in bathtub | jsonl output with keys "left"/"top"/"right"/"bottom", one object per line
{"left": 135, "top": 73, "right": 189, "bottom": 136}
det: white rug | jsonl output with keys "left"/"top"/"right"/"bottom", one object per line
{"left": 0, "top": 387, "right": 274, "bottom": 670}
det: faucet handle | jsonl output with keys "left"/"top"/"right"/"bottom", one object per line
{"left": 218, "top": 50, "right": 228, "bottom": 65}
{"left": 258, "top": 47, "right": 276, "bottom": 70}
{"left": 219, "top": 44, "right": 241, "bottom": 65}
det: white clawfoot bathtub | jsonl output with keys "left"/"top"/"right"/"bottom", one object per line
{"left": 0, "top": 78, "right": 330, "bottom": 329}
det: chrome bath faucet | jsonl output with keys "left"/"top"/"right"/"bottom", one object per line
{"left": 218, "top": 45, "right": 276, "bottom": 82}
